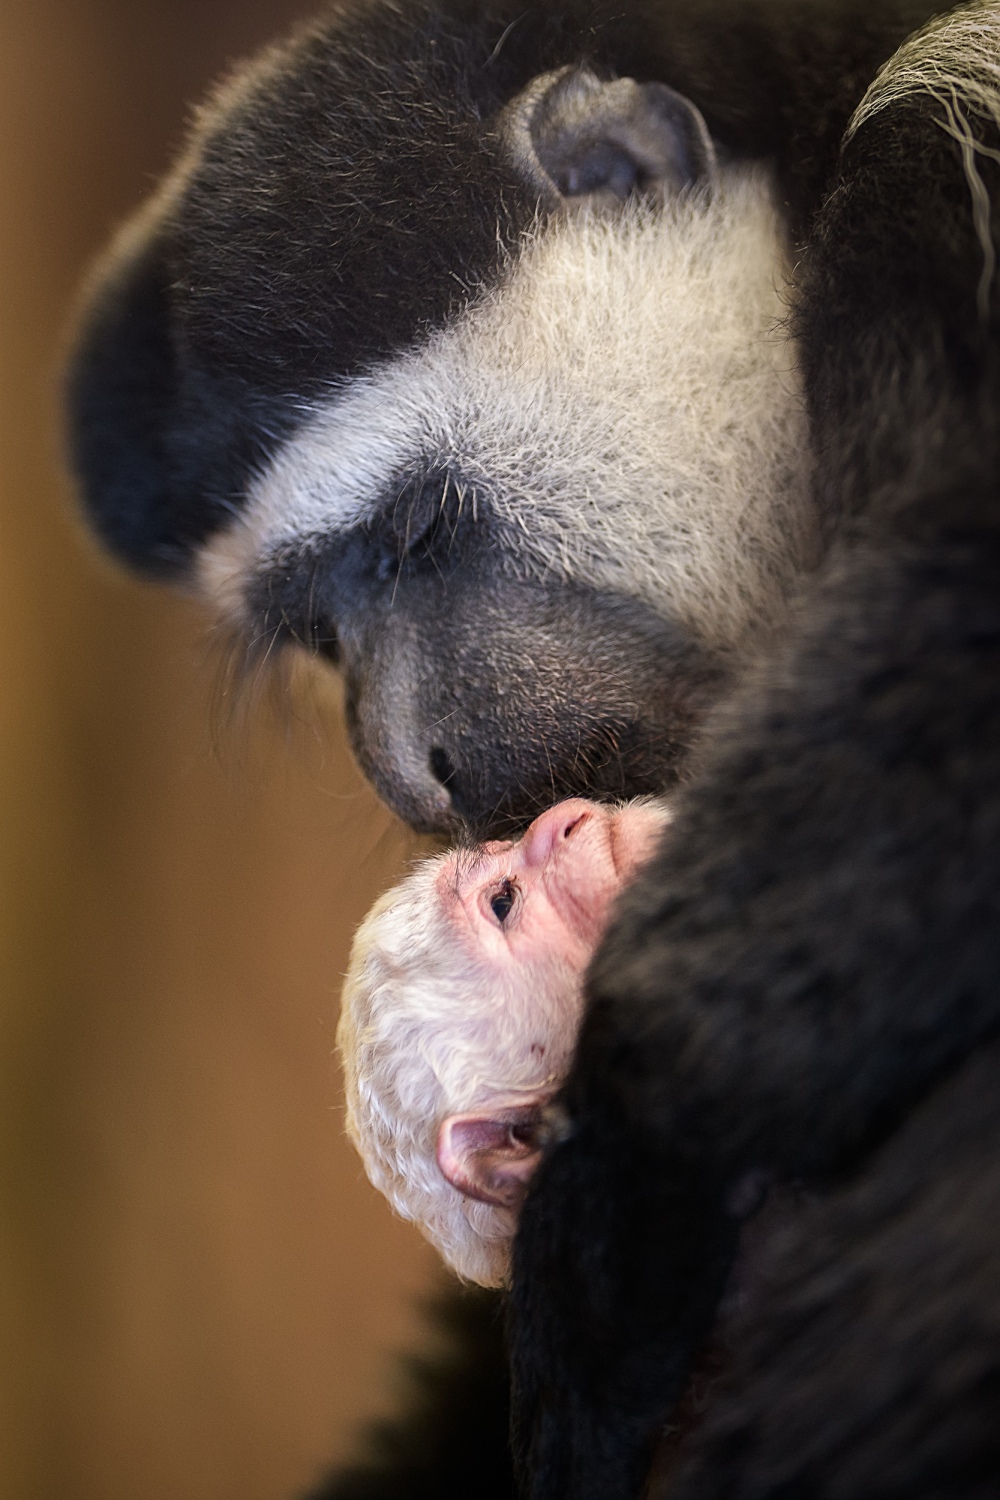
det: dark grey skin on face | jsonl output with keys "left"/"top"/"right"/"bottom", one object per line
{"left": 249, "top": 476, "right": 725, "bottom": 834}
{"left": 67, "top": 3, "right": 1000, "bottom": 1500}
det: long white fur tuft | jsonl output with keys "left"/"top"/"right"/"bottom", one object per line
{"left": 848, "top": 1, "right": 1000, "bottom": 318}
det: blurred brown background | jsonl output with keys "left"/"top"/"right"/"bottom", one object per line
{"left": 0, "top": 3, "right": 440, "bottom": 1497}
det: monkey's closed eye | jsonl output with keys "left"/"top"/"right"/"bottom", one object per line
{"left": 490, "top": 879, "right": 517, "bottom": 925}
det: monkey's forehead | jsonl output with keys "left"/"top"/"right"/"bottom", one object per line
{"left": 169, "top": 0, "right": 719, "bottom": 402}
{"left": 174, "top": 10, "right": 525, "bottom": 403}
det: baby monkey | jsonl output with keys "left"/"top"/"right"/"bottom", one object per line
{"left": 338, "top": 798, "right": 671, "bottom": 1287}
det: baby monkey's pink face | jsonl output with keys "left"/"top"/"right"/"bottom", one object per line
{"left": 434, "top": 799, "right": 671, "bottom": 1221}
{"left": 442, "top": 798, "right": 670, "bottom": 977}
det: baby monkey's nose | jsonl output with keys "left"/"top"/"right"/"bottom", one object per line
{"left": 520, "top": 799, "right": 593, "bottom": 867}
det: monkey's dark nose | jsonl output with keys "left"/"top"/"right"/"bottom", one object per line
{"left": 421, "top": 716, "right": 679, "bottom": 839}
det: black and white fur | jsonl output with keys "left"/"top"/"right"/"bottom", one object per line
{"left": 66, "top": 2, "right": 1000, "bottom": 1497}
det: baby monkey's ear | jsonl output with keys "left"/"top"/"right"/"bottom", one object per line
{"left": 437, "top": 1105, "right": 546, "bottom": 1210}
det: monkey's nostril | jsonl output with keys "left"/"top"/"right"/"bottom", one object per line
{"left": 429, "top": 746, "right": 457, "bottom": 790}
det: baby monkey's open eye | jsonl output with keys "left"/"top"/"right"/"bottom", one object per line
{"left": 490, "top": 879, "right": 517, "bottom": 925}
{"left": 508, "top": 1119, "right": 540, "bottom": 1148}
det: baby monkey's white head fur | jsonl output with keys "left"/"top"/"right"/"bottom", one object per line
{"left": 338, "top": 853, "right": 583, "bottom": 1288}
{"left": 202, "top": 166, "right": 815, "bottom": 653}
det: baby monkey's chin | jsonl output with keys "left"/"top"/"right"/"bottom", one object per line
{"left": 607, "top": 799, "right": 674, "bottom": 884}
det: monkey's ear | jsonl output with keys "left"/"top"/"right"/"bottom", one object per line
{"left": 437, "top": 1108, "right": 545, "bottom": 1211}
{"left": 503, "top": 66, "right": 717, "bottom": 209}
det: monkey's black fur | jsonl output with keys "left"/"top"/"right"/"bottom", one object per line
{"left": 65, "top": 3, "right": 1000, "bottom": 1498}
{"left": 514, "top": 525, "right": 1000, "bottom": 1494}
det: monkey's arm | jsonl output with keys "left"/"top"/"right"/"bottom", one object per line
{"left": 509, "top": 18, "right": 1000, "bottom": 1495}
{"left": 512, "top": 522, "right": 1000, "bottom": 1499}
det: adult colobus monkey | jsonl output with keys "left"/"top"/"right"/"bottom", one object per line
{"left": 67, "top": 1, "right": 1000, "bottom": 1496}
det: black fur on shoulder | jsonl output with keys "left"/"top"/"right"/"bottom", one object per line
{"left": 306, "top": 1285, "right": 514, "bottom": 1500}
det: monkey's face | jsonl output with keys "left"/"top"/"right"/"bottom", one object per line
{"left": 432, "top": 795, "right": 671, "bottom": 1230}
{"left": 69, "top": 7, "right": 817, "bottom": 835}
{"left": 444, "top": 797, "right": 671, "bottom": 976}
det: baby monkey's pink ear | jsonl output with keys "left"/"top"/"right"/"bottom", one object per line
{"left": 437, "top": 1106, "right": 545, "bottom": 1210}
